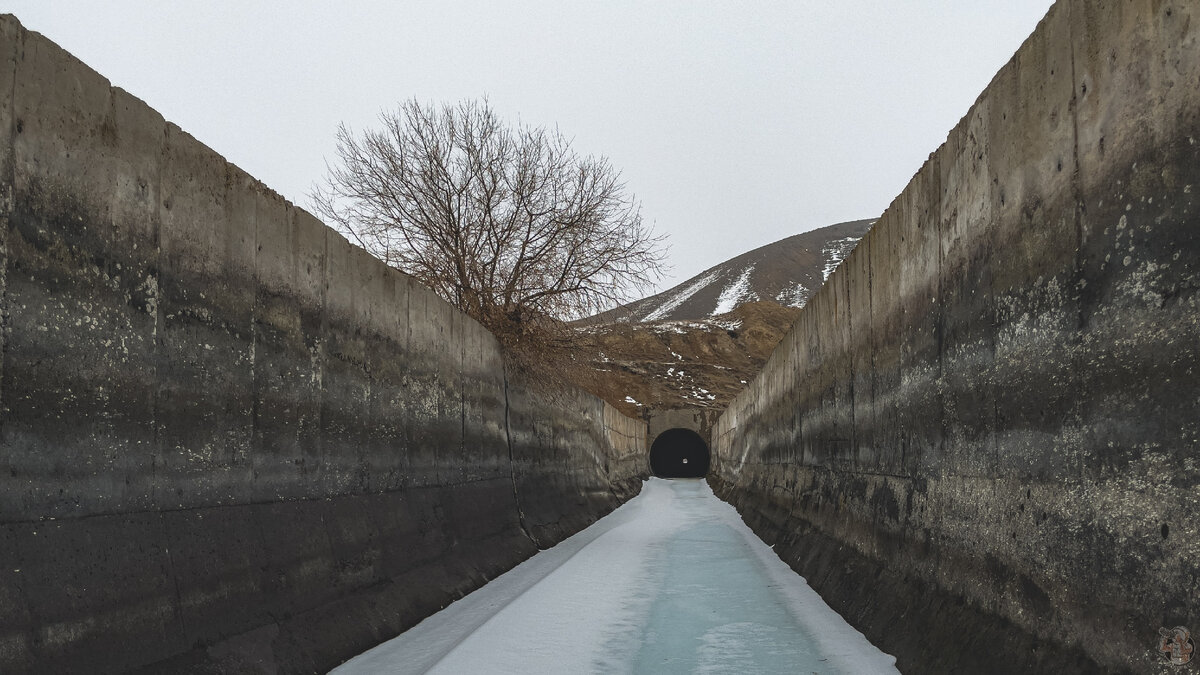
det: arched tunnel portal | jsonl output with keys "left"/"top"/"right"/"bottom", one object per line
{"left": 649, "top": 428, "right": 710, "bottom": 478}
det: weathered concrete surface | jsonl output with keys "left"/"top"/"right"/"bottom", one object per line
{"left": 0, "top": 15, "right": 646, "bottom": 674}
{"left": 711, "top": 1, "right": 1199, "bottom": 672}
{"left": 646, "top": 406, "right": 718, "bottom": 450}
{"left": 507, "top": 374, "right": 646, "bottom": 546}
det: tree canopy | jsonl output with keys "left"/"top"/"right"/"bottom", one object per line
{"left": 311, "top": 99, "right": 666, "bottom": 344}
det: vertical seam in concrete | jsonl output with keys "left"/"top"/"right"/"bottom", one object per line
{"left": 1066, "top": 0, "right": 1086, "bottom": 483}
{"left": 157, "top": 125, "right": 186, "bottom": 646}
{"left": 1068, "top": 0, "right": 1084, "bottom": 303}
{"left": 317, "top": 228, "right": 328, "bottom": 489}
{"left": 248, "top": 173, "right": 260, "bottom": 493}
{"left": 502, "top": 370, "right": 535, "bottom": 546}
{"left": 152, "top": 126, "right": 166, "bottom": 504}
{"left": 2, "top": 19, "right": 31, "bottom": 664}
{"left": 460, "top": 322, "right": 466, "bottom": 481}
{"left": 361, "top": 277, "right": 371, "bottom": 492}
{"left": 935, "top": 169, "right": 946, "bottom": 470}
{"left": 866, "top": 237, "right": 877, "bottom": 474}
{"left": 0, "top": 18, "right": 14, "bottom": 421}
{"left": 845, "top": 270, "right": 856, "bottom": 460}
{"left": 988, "top": 166, "right": 1000, "bottom": 472}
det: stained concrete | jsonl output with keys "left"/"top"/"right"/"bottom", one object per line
{"left": 646, "top": 406, "right": 716, "bottom": 448}
{"left": 0, "top": 15, "right": 645, "bottom": 674}
{"left": 711, "top": 1, "right": 1200, "bottom": 672}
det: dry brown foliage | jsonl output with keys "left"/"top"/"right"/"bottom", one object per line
{"left": 311, "top": 98, "right": 667, "bottom": 368}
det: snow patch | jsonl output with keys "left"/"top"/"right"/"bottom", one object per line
{"left": 822, "top": 236, "right": 861, "bottom": 281}
{"left": 775, "top": 282, "right": 811, "bottom": 309}
{"left": 642, "top": 270, "right": 721, "bottom": 321}
{"left": 651, "top": 323, "right": 689, "bottom": 334}
{"left": 712, "top": 265, "right": 758, "bottom": 316}
{"left": 651, "top": 318, "right": 740, "bottom": 334}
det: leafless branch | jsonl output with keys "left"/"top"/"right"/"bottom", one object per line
{"left": 311, "top": 98, "right": 668, "bottom": 354}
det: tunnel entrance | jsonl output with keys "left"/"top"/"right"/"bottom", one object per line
{"left": 649, "top": 428, "right": 710, "bottom": 478}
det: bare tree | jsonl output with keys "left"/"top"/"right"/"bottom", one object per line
{"left": 311, "top": 98, "right": 666, "bottom": 347}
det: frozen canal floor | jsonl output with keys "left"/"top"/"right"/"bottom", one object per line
{"left": 333, "top": 478, "right": 898, "bottom": 674}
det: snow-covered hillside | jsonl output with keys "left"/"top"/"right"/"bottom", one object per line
{"left": 821, "top": 235, "right": 863, "bottom": 281}
{"left": 590, "top": 218, "right": 876, "bottom": 324}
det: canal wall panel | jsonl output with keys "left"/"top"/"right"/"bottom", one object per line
{"left": 711, "top": 1, "right": 1200, "bottom": 672}
{"left": 0, "top": 15, "right": 646, "bottom": 674}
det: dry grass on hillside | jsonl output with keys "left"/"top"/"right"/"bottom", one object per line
{"left": 567, "top": 301, "right": 800, "bottom": 418}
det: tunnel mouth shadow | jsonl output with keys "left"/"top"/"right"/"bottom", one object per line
{"left": 649, "top": 428, "right": 710, "bottom": 478}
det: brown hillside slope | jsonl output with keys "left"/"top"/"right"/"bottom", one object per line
{"left": 573, "top": 301, "right": 800, "bottom": 419}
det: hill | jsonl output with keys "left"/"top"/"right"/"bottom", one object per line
{"left": 590, "top": 218, "right": 876, "bottom": 324}
{"left": 571, "top": 218, "right": 877, "bottom": 418}
{"left": 573, "top": 301, "right": 801, "bottom": 418}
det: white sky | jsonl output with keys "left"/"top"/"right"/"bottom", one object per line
{"left": 8, "top": 1, "right": 1054, "bottom": 293}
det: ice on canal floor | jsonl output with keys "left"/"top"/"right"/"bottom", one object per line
{"left": 333, "top": 478, "right": 898, "bottom": 675}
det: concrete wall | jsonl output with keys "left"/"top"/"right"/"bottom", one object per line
{"left": 646, "top": 407, "right": 718, "bottom": 448}
{"left": 0, "top": 15, "right": 646, "bottom": 674}
{"left": 712, "top": 1, "right": 1199, "bottom": 672}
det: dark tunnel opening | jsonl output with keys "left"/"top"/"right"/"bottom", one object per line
{"left": 649, "top": 428, "right": 710, "bottom": 478}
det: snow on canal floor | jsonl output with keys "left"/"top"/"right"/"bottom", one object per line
{"left": 333, "top": 478, "right": 899, "bottom": 674}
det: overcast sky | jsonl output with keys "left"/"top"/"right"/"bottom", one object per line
{"left": 9, "top": 0, "right": 1054, "bottom": 293}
